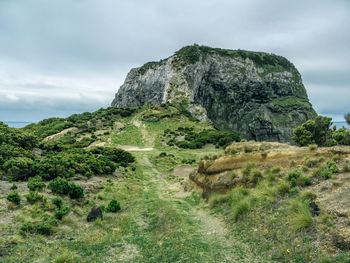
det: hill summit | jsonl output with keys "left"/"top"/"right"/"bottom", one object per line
{"left": 111, "top": 45, "right": 316, "bottom": 142}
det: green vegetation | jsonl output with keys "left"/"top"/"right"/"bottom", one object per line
{"left": 294, "top": 115, "right": 350, "bottom": 147}
{"left": 272, "top": 97, "right": 312, "bottom": 111}
{"left": 27, "top": 176, "right": 45, "bottom": 191}
{"left": 1, "top": 104, "right": 350, "bottom": 263}
{"left": 292, "top": 115, "right": 333, "bottom": 146}
{"left": 165, "top": 126, "right": 240, "bottom": 149}
{"left": 345, "top": 113, "right": 350, "bottom": 125}
{"left": 25, "top": 191, "right": 45, "bottom": 204}
{"left": 289, "top": 199, "right": 313, "bottom": 231}
{"left": 172, "top": 44, "right": 295, "bottom": 72}
{"left": 7, "top": 192, "right": 21, "bottom": 205}
{"left": 49, "top": 177, "right": 84, "bottom": 199}
{"left": 106, "top": 200, "right": 121, "bottom": 213}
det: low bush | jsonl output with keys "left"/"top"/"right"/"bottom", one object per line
{"left": 7, "top": 192, "right": 21, "bottom": 205}
{"left": 20, "top": 222, "right": 34, "bottom": 235}
{"left": 27, "top": 176, "right": 45, "bottom": 191}
{"left": 68, "top": 183, "right": 84, "bottom": 199}
{"left": 10, "top": 184, "right": 17, "bottom": 190}
{"left": 49, "top": 177, "right": 70, "bottom": 195}
{"left": 25, "top": 191, "right": 44, "bottom": 204}
{"left": 288, "top": 170, "right": 301, "bottom": 181}
{"left": 106, "top": 200, "right": 121, "bottom": 213}
{"left": 49, "top": 177, "right": 84, "bottom": 199}
{"left": 52, "top": 197, "right": 63, "bottom": 208}
{"left": 55, "top": 206, "right": 70, "bottom": 220}
{"left": 327, "top": 161, "right": 339, "bottom": 174}
{"left": 267, "top": 173, "right": 276, "bottom": 182}
{"left": 296, "top": 176, "right": 311, "bottom": 187}
{"left": 35, "top": 221, "right": 52, "bottom": 235}
{"left": 321, "top": 168, "right": 332, "bottom": 180}
{"left": 277, "top": 182, "right": 290, "bottom": 195}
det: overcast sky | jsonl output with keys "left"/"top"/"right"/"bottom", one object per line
{"left": 0, "top": 0, "right": 349, "bottom": 123}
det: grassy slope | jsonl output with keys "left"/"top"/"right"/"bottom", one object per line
{"left": 0, "top": 108, "right": 259, "bottom": 263}
{"left": 1, "top": 107, "right": 349, "bottom": 262}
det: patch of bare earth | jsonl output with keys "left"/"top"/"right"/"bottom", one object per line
{"left": 43, "top": 127, "right": 79, "bottom": 142}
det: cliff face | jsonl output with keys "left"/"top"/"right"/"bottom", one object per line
{"left": 112, "top": 45, "right": 317, "bottom": 142}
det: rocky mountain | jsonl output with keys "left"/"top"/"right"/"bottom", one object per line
{"left": 111, "top": 45, "right": 317, "bottom": 142}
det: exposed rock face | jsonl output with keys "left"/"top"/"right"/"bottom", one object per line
{"left": 112, "top": 45, "right": 317, "bottom": 142}
{"left": 87, "top": 206, "right": 103, "bottom": 222}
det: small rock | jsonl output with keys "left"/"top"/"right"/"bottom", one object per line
{"left": 111, "top": 244, "right": 123, "bottom": 248}
{"left": 309, "top": 201, "right": 320, "bottom": 216}
{"left": 87, "top": 206, "right": 103, "bottom": 222}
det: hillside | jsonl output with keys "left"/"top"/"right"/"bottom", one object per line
{"left": 1, "top": 105, "right": 350, "bottom": 262}
{"left": 112, "top": 45, "right": 317, "bottom": 143}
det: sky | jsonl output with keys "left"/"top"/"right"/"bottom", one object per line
{"left": 0, "top": 0, "right": 349, "bottom": 123}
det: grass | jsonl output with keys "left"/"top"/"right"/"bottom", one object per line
{"left": 2, "top": 106, "right": 350, "bottom": 263}
{"left": 288, "top": 199, "right": 313, "bottom": 231}
{"left": 112, "top": 125, "right": 143, "bottom": 146}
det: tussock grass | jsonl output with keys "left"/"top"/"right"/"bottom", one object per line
{"left": 232, "top": 200, "right": 251, "bottom": 222}
{"left": 289, "top": 199, "right": 312, "bottom": 231}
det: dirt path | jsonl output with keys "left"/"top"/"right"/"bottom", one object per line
{"left": 133, "top": 152, "right": 262, "bottom": 262}
{"left": 119, "top": 146, "right": 154, "bottom": 152}
{"left": 132, "top": 116, "right": 154, "bottom": 147}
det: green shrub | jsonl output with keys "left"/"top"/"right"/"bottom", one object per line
{"left": 321, "top": 169, "right": 332, "bottom": 180}
{"left": 3, "top": 157, "right": 34, "bottom": 181}
{"left": 35, "top": 221, "right": 52, "bottom": 235}
{"left": 20, "top": 222, "right": 34, "bottom": 235}
{"left": 288, "top": 170, "right": 301, "bottom": 181}
{"left": 106, "top": 200, "right": 121, "bottom": 213}
{"left": 7, "top": 192, "right": 21, "bottom": 205}
{"left": 289, "top": 199, "right": 312, "bottom": 231}
{"left": 55, "top": 206, "right": 70, "bottom": 220}
{"left": 49, "top": 177, "right": 84, "bottom": 199}
{"left": 25, "top": 191, "right": 44, "bottom": 204}
{"left": 290, "top": 187, "right": 299, "bottom": 196}
{"left": 277, "top": 182, "right": 290, "bottom": 195}
{"left": 292, "top": 116, "right": 333, "bottom": 146}
{"left": 308, "top": 144, "right": 317, "bottom": 151}
{"left": 28, "top": 176, "right": 45, "bottom": 191}
{"left": 68, "top": 183, "right": 84, "bottom": 199}
{"left": 296, "top": 176, "right": 311, "bottom": 187}
{"left": 327, "top": 161, "right": 339, "bottom": 173}
{"left": 52, "top": 197, "right": 63, "bottom": 208}
{"left": 10, "top": 184, "right": 17, "bottom": 190}
{"left": 49, "top": 177, "right": 70, "bottom": 195}
{"left": 290, "top": 178, "right": 297, "bottom": 188}
{"left": 267, "top": 173, "right": 276, "bottom": 182}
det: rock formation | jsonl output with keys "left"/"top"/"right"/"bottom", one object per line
{"left": 112, "top": 45, "right": 317, "bottom": 142}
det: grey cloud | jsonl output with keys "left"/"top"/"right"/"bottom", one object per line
{"left": 0, "top": 0, "right": 349, "bottom": 122}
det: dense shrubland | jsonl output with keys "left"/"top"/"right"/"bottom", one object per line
{"left": 164, "top": 126, "right": 240, "bottom": 149}
{"left": 293, "top": 115, "right": 350, "bottom": 146}
{"left": 23, "top": 107, "right": 136, "bottom": 140}
{"left": 0, "top": 108, "right": 135, "bottom": 183}
{"left": 171, "top": 44, "right": 295, "bottom": 72}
